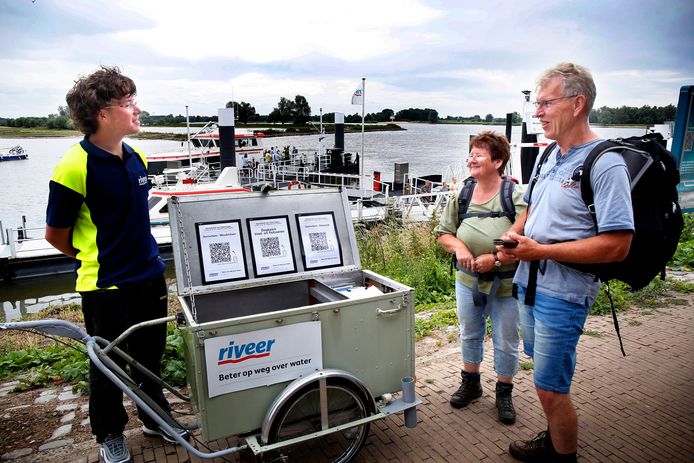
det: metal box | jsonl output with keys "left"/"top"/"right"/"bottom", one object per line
{"left": 169, "top": 189, "right": 415, "bottom": 442}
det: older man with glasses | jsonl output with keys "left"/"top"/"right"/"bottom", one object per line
{"left": 497, "top": 63, "right": 634, "bottom": 462}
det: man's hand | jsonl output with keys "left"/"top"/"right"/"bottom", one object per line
{"left": 497, "top": 230, "right": 633, "bottom": 264}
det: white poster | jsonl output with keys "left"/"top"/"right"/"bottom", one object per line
{"left": 247, "top": 216, "right": 296, "bottom": 276}
{"left": 204, "top": 322, "right": 323, "bottom": 397}
{"left": 296, "top": 213, "right": 343, "bottom": 269}
{"left": 196, "top": 221, "right": 247, "bottom": 284}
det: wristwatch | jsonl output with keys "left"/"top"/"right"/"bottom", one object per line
{"left": 493, "top": 252, "right": 502, "bottom": 268}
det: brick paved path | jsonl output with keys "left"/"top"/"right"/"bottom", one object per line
{"left": 15, "top": 300, "right": 694, "bottom": 462}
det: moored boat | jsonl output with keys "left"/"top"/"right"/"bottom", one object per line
{"left": 146, "top": 122, "right": 265, "bottom": 174}
{"left": 148, "top": 166, "right": 252, "bottom": 225}
{"left": 0, "top": 146, "right": 28, "bottom": 161}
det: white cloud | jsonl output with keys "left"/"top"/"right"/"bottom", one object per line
{"left": 112, "top": 0, "right": 441, "bottom": 63}
{"left": 0, "top": 0, "right": 691, "bottom": 119}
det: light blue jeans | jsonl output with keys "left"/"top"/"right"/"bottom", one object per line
{"left": 516, "top": 286, "right": 589, "bottom": 393}
{"left": 455, "top": 280, "right": 520, "bottom": 378}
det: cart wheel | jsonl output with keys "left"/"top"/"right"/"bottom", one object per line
{"left": 266, "top": 378, "right": 371, "bottom": 463}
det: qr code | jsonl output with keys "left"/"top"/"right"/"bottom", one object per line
{"left": 685, "top": 130, "right": 694, "bottom": 151}
{"left": 309, "top": 232, "right": 329, "bottom": 251}
{"left": 260, "top": 237, "right": 281, "bottom": 257}
{"left": 209, "top": 242, "right": 232, "bottom": 264}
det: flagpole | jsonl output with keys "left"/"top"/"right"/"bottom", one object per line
{"left": 360, "top": 77, "right": 365, "bottom": 191}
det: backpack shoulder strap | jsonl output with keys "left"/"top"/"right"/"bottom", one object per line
{"left": 457, "top": 176, "right": 477, "bottom": 226}
{"left": 579, "top": 140, "right": 622, "bottom": 227}
{"left": 523, "top": 142, "right": 555, "bottom": 307}
{"left": 527, "top": 142, "right": 557, "bottom": 206}
{"left": 499, "top": 176, "right": 516, "bottom": 224}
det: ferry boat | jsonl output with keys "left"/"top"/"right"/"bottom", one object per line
{"left": 0, "top": 145, "right": 28, "bottom": 161}
{"left": 146, "top": 122, "right": 265, "bottom": 175}
{"left": 148, "top": 166, "right": 251, "bottom": 225}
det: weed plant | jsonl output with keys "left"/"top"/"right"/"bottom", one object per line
{"left": 355, "top": 218, "right": 455, "bottom": 305}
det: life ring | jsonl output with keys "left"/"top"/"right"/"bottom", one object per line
{"left": 288, "top": 180, "right": 302, "bottom": 190}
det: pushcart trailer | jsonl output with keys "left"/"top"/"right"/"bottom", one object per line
{"left": 2, "top": 187, "right": 419, "bottom": 462}
{"left": 169, "top": 187, "right": 419, "bottom": 460}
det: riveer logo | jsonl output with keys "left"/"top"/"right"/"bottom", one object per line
{"left": 217, "top": 338, "right": 276, "bottom": 365}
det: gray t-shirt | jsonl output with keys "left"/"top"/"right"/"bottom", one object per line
{"left": 513, "top": 139, "right": 634, "bottom": 306}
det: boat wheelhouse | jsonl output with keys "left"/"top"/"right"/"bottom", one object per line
{"left": 146, "top": 122, "right": 265, "bottom": 175}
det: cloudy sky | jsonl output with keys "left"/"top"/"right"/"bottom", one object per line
{"left": 1, "top": 0, "right": 692, "bottom": 119}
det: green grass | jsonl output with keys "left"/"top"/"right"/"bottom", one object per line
{"left": 0, "top": 125, "right": 186, "bottom": 141}
{"left": 519, "top": 361, "right": 534, "bottom": 370}
{"left": 0, "top": 126, "right": 82, "bottom": 138}
{"left": 582, "top": 329, "right": 602, "bottom": 338}
{"left": 0, "top": 325, "right": 187, "bottom": 393}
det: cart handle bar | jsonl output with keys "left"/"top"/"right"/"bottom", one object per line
{"left": 0, "top": 319, "right": 89, "bottom": 342}
{"left": 1, "top": 319, "right": 232, "bottom": 457}
{"left": 85, "top": 338, "right": 248, "bottom": 459}
{"left": 103, "top": 315, "right": 176, "bottom": 354}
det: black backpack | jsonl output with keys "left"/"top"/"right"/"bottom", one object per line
{"left": 457, "top": 175, "right": 517, "bottom": 226}
{"left": 529, "top": 133, "right": 683, "bottom": 289}
{"left": 525, "top": 133, "right": 684, "bottom": 355}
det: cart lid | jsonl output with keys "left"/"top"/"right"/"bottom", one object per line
{"left": 168, "top": 188, "right": 361, "bottom": 295}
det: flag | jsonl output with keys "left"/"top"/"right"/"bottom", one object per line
{"left": 351, "top": 83, "right": 363, "bottom": 105}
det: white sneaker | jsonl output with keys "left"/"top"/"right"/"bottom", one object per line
{"left": 100, "top": 434, "right": 131, "bottom": 463}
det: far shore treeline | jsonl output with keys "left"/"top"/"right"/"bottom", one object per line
{"left": 0, "top": 94, "right": 678, "bottom": 131}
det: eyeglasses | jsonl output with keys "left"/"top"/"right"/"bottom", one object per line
{"left": 103, "top": 100, "right": 138, "bottom": 111}
{"left": 532, "top": 95, "right": 577, "bottom": 110}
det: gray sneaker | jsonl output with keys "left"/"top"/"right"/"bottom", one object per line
{"left": 100, "top": 434, "right": 131, "bottom": 463}
{"left": 142, "top": 424, "right": 190, "bottom": 444}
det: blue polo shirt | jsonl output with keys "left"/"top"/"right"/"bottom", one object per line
{"left": 46, "top": 138, "right": 164, "bottom": 292}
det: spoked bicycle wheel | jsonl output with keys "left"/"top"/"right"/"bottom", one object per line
{"left": 266, "top": 378, "right": 371, "bottom": 463}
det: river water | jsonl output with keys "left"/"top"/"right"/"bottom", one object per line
{"left": 1, "top": 123, "right": 648, "bottom": 321}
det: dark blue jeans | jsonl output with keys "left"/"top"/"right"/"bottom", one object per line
{"left": 81, "top": 274, "right": 169, "bottom": 442}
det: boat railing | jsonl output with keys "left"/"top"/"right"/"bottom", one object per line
{"left": 441, "top": 161, "right": 468, "bottom": 187}
{"left": 371, "top": 179, "right": 390, "bottom": 199}
{"left": 2, "top": 226, "right": 56, "bottom": 259}
{"left": 149, "top": 162, "right": 221, "bottom": 188}
{"left": 190, "top": 120, "right": 217, "bottom": 138}
{"left": 397, "top": 190, "right": 452, "bottom": 221}
{"left": 405, "top": 175, "right": 448, "bottom": 195}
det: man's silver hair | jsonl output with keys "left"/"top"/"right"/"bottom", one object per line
{"left": 537, "top": 63, "right": 597, "bottom": 114}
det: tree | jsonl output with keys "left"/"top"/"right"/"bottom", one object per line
{"left": 485, "top": 113, "right": 494, "bottom": 122}
{"left": 270, "top": 97, "right": 294, "bottom": 124}
{"left": 139, "top": 110, "right": 151, "bottom": 125}
{"left": 225, "top": 101, "right": 257, "bottom": 123}
{"left": 293, "top": 95, "right": 311, "bottom": 125}
{"left": 395, "top": 107, "right": 439, "bottom": 123}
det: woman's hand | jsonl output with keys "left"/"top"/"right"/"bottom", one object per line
{"left": 472, "top": 253, "right": 495, "bottom": 273}
{"left": 455, "top": 246, "right": 475, "bottom": 271}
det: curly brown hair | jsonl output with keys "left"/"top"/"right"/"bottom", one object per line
{"left": 65, "top": 66, "right": 136, "bottom": 136}
{"left": 469, "top": 131, "right": 510, "bottom": 175}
